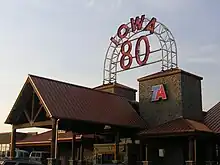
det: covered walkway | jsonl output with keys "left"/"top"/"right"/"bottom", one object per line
{"left": 5, "top": 74, "right": 147, "bottom": 165}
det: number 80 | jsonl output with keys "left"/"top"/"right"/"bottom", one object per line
{"left": 120, "top": 36, "right": 150, "bottom": 70}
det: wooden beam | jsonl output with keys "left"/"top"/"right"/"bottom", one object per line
{"left": 28, "top": 76, "right": 52, "bottom": 118}
{"left": 14, "top": 120, "right": 52, "bottom": 129}
{"left": 24, "top": 109, "right": 31, "bottom": 123}
{"left": 194, "top": 138, "right": 196, "bottom": 162}
{"left": 115, "top": 131, "right": 120, "bottom": 161}
{"left": 71, "top": 132, "right": 76, "bottom": 161}
{"left": 33, "top": 105, "right": 43, "bottom": 122}
{"left": 51, "top": 118, "right": 57, "bottom": 159}
{"left": 31, "top": 91, "right": 35, "bottom": 121}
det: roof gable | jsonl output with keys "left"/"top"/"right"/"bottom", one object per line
{"left": 5, "top": 78, "right": 51, "bottom": 125}
{"left": 139, "top": 118, "right": 212, "bottom": 136}
{"left": 6, "top": 74, "right": 147, "bottom": 129}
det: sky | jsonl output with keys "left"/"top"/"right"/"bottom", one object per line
{"left": 0, "top": 0, "right": 220, "bottom": 133}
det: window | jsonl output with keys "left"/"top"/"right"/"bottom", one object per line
{"left": 6, "top": 144, "right": 9, "bottom": 151}
{"left": 2, "top": 145, "right": 5, "bottom": 151}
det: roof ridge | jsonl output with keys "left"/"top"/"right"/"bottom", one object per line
{"left": 184, "top": 119, "right": 197, "bottom": 130}
{"left": 28, "top": 74, "right": 145, "bottom": 121}
{"left": 94, "top": 82, "right": 137, "bottom": 91}
{"left": 206, "top": 101, "right": 220, "bottom": 113}
{"left": 145, "top": 117, "right": 184, "bottom": 130}
{"left": 28, "top": 74, "right": 132, "bottom": 99}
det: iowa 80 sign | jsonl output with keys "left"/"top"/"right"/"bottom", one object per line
{"left": 103, "top": 14, "right": 178, "bottom": 84}
{"left": 110, "top": 16, "right": 156, "bottom": 70}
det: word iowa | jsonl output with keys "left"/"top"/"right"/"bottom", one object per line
{"left": 151, "top": 84, "right": 167, "bottom": 102}
{"left": 110, "top": 15, "right": 156, "bottom": 46}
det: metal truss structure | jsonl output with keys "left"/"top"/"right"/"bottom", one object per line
{"left": 103, "top": 16, "right": 178, "bottom": 84}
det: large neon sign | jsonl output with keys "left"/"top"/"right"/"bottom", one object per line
{"left": 103, "top": 14, "right": 178, "bottom": 84}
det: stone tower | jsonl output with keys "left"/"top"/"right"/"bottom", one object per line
{"left": 138, "top": 68, "right": 203, "bottom": 128}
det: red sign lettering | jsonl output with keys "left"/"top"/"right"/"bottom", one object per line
{"left": 110, "top": 16, "right": 157, "bottom": 70}
{"left": 143, "top": 17, "right": 157, "bottom": 34}
{"left": 110, "top": 37, "right": 119, "bottom": 46}
{"left": 117, "top": 24, "right": 129, "bottom": 39}
{"left": 120, "top": 40, "right": 133, "bottom": 70}
{"left": 151, "top": 84, "right": 167, "bottom": 102}
{"left": 130, "top": 15, "right": 145, "bottom": 32}
{"left": 135, "top": 36, "right": 150, "bottom": 66}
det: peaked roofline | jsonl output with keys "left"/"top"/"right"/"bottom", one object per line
{"left": 28, "top": 74, "right": 134, "bottom": 100}
{"left": 139, "top": 117, "right": 212, "bottom": 136}
{"left": 94, "top": 82, "right": 137, "bottom": 92}
{"left": 5, "top": 75, "right": 52, "bottom": 124}
{"left": 5, "top": 74, "right": 147, "bottom": 129}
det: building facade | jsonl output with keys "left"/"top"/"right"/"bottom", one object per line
{"left": 3, "top": 68, "right": 220, "bottom": 165}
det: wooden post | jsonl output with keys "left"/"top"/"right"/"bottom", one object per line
{"left": 80, "top": 136, "right": 84, "bottom": 164}
{"left": 188, "top": 137, "right": 193, "bottom": 161}
{"left": 51, "top": 118, "right": 57, "bottom": 159}
{"left": 217, "top": 144, "right": 220, "bottom": 163}
{"left": 115, "top": 131, "right": 120, "bottom": 161}
{"left": 77, "top": 147, "right": 80, "bottom": 161}
{"left": 55, "top": 119, "right": 59, "bottom": 159}
{"left": 10, "top": 126, "right": 16, "bottom": 158}
{"left": 187, "top": 136, "right": 195, "bottom": 165}
{"left": 71, "top": 132, "right": 76, "bottom": 161}
{"left": 194, "top": 138, "right": 196, "bottom": 162}
{"left": 139, "top": 140, "right": 143, "bottom": 161}
{"left": 145, "top": 144, "right": 148, "bottom": 161}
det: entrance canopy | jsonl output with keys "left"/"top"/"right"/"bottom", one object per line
{"left": 139, "top": 118, "right": 213, "bottom": 138}
{"left": 5, "top": 74, "right": 147, "bottom": 133}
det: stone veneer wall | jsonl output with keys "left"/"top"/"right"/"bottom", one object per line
{"left": 181, "top": 73, "right": 203, "bottom": 121}
{"left": 138, "top": 69, "right": 203, "bottom": 128}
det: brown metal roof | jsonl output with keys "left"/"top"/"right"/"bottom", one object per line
{"left": 139, "top": 118, "right": 212, "bottom": 136}
{"left": 16, "top": 130, "right": 103, "bottom": 145}
{"left": 204, "top": 102, "right": 220, "bottom": 133}
{"left": 0, "top": 132, "right": 34, "bottom": 144}
{"left": 6, "top": 74, "right": 147, "bottom": 129}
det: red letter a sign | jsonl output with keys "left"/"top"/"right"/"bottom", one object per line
{"left": 151, "top": 84, "right": 167, "bottom": 102}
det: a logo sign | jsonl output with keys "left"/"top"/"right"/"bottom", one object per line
{"left": 103, "top": 14, "right": 177, "bottom": 84}
{"left": 151, "top": 84, "right": 167, "bottom": 102}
